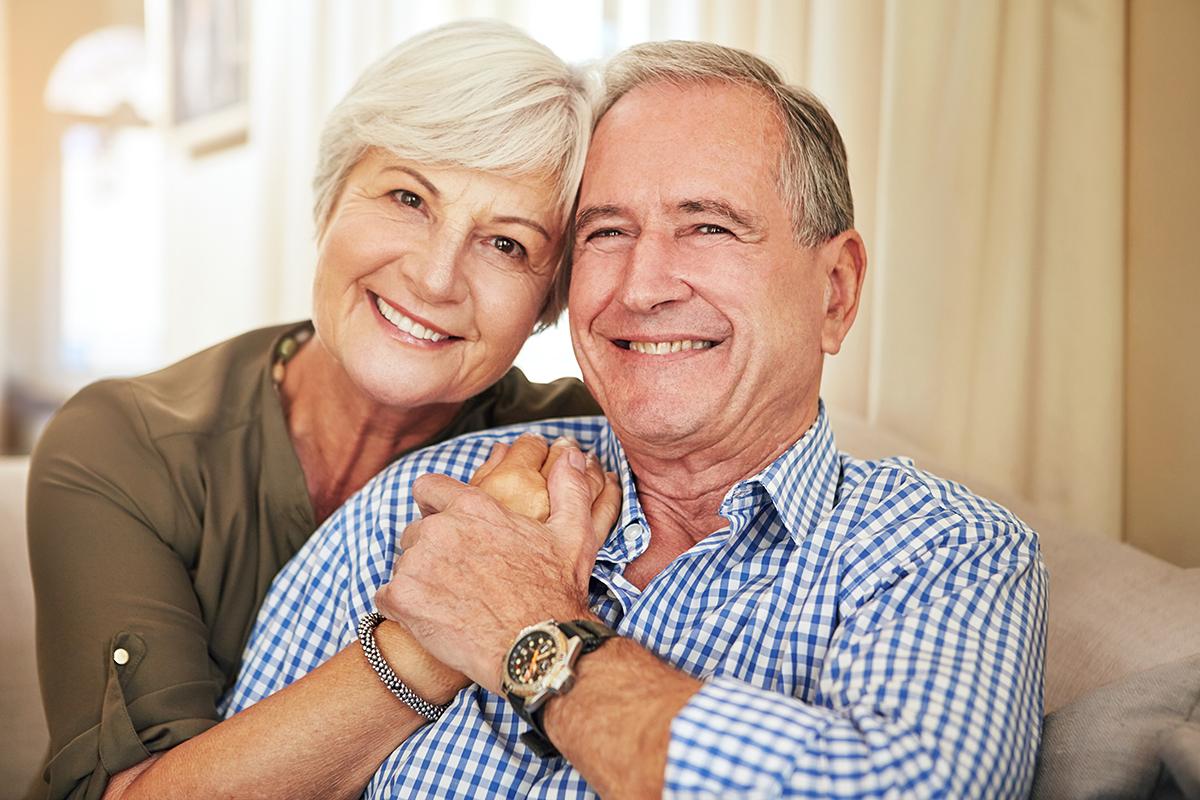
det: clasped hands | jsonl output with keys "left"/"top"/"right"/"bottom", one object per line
{"left": 374, "top": 434, "right": 621, "bottom": 697}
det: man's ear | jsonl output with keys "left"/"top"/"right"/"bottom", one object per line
{"left": 819, "top": 229, "right": 867, "bottom": 356}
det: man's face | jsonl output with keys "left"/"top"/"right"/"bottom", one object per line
{"left": 569, "top": 81, "right": 837, "bottom": 452}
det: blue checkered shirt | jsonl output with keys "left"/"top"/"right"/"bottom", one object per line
{"left": 222, "top": 406, "right": 1046, "bottom": 798}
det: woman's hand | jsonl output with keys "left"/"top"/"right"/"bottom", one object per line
{"left": 469, "top": 433, "right": 622, "bottom": 544}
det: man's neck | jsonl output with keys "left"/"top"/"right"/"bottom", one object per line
{"left": 616, "top": 395, "right": 820, "bottom": 589}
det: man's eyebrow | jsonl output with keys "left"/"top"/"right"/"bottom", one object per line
{"left": 380, "top": 165, "right": 440, "bottom": 199}
{"left": 677, "top": 198, "right": 763, "bottom": 230}
{"left": 575, "top": 204, "right": 625, "bottom": 231}
{"left": 493, "top": 215, "right": 551, "bottom": 242}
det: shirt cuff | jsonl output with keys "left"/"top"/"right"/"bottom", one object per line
{"left": 666, "top": 676, "right": 831, "bottom": 798}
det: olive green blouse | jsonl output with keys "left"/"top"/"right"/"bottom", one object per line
{"left": 26, "top": 322, "right": 599, "bottom": 800}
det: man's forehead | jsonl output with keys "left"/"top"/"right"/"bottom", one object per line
{"left": 579, "top": 80, "right": 786, "bottom": 213}
{"left": 598, "top": 78, "right": 779, "bottom": 132}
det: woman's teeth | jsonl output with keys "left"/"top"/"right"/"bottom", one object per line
{"left": 376, "top": 296, "right": 447, "bottom": 342}
{"left": 627, "top": 339, "right": 714, "bottom": 355}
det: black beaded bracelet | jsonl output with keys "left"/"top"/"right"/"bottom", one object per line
{"left": 357, "top": 612, "right": 450, "bottom": 722}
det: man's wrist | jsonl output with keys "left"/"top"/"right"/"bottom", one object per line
{"left": 374, "top": 619, "right": 466, "bottom": 705}
{"left": 501, "top": 615, "right": 617, "bottom": 757}
{"left": 539, "top": 632, "right": 611, "bottom": 733}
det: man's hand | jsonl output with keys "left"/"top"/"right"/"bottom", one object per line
{"left": 375, "top": 440, "right": 621, "bottom": 693}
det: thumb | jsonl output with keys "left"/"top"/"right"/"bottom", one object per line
{"left": 546, "top": 446, "right": 595, "bottom": 540}
{"left": 413, "top": 473, "right": 470, "bottom": 518}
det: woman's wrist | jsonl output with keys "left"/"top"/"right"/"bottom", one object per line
{"left": 373, "top": 619, "right": 468, "bottom": 705}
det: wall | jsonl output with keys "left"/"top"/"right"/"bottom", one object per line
{"left": 2, "top": 0, "right": 263, "bottom": 451}
{"left": 1125, "top": 0, "right": 1200, "bottom": 566}
{"left": 4, "top": 0, "right": 143, "bottom": 427}
{"left": 0, "top": 0, "right": 9, "bottom": 450}
{"left": 161, "top": 141, "right": 265, "bottom": 364}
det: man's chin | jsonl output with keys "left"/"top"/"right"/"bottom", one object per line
{"left": 604, "top": 394, "right": 716, "bottom": 449}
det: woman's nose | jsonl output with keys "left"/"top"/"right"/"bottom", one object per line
{"left": 402, "top": 236, "right": 468, "bottom": 305}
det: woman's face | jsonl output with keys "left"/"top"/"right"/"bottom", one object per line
{"left": 312, "top": 150, "right": 562, "bottom": 408}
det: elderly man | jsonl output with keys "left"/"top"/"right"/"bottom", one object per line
{"left": 226, "top": 41, "right": 1045, "bottom": 798}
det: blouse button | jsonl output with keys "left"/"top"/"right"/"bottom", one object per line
{"left": 112, "top": 648, "right": 130, "bottom": 665}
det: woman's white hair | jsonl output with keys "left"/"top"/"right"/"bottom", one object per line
{"left": 597, "top": 40, "right": 853, "bottom": 247}
{"left": 313, "top": 20, "right": 594, "bottom": 325}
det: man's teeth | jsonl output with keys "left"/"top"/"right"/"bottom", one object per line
{"left": 628, "top": 339, "right": 714, "bottom": 355}
{"left": 376, "top": 296, "right": 447, "bottom": 342}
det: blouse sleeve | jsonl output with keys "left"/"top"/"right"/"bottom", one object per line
{"left": 27, "top": 381, "right": 222, "bottom": 800}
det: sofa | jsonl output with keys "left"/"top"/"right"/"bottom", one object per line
{"left": 3, "top": 412, "right": 1198, "bottom": 796}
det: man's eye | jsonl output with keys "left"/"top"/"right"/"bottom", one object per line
{"left": 392, "top": 190, "right": 423, "bottom": 209}
{"left": 490, "top": 236, "right": 527, "bottom": 259}
{"left": 697, "top": 224, "right": 731, "bottom": 235}
{"left": 586, "top": 229, "right": 622, "bottom": 241}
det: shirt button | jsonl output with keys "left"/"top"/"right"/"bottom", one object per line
{"left": 112, "top": 648, "right": 130, "bottom": 665}
{"left": 625, "top": 522, "right": 646, "bottom": 539}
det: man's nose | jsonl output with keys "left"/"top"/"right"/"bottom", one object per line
{"left": 617, "top": 231, "right": 692, "bottom": 313}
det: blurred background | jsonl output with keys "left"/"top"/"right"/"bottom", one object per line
{"left": 0, "top": 0, "right": 1196, "bottom": 565}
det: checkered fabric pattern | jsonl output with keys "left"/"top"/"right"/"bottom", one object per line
{"left": 222, "top": 405, "right": 1046, "bottom": 798}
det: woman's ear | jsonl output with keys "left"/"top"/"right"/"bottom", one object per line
{"left": 820, "top": 229, "right": 868, "bottom": 356}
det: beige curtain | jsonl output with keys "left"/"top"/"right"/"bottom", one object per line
{"left": 699, "top": 0, "right": 1126, "bottom": 541}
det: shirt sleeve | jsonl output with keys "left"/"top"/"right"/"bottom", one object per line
{"left": 221, "top": 443, "right": 421, "bottom": 715}
{"left": 665, "top": 522, "right": 1047, "bottom": 799}
{"left": 27, "top": 383, "right": 222, "bottom": 800}
{"left": 220, "top": 507, "right": 359, "bottom": 715}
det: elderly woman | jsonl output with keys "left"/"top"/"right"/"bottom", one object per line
{"left": 27, "top": 21, "right": 606, "bottom": 800}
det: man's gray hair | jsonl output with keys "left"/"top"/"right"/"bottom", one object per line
{"left": 312, "top": 20, "right": 594, "bottom": 325}
{"left": 598, "top": 40, "right": 853, "bottom": 246}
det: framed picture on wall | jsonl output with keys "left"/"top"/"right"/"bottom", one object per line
{"left": 165, "top": 0, "right": 249, "bottom": 154}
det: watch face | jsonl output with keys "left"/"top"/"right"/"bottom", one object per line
{"left": 505, "top": 628, "right": 562, "bottom": 693}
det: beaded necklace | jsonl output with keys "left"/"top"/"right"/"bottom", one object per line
{"left": 271, "top": 324, "right": 313, "bottom": 389}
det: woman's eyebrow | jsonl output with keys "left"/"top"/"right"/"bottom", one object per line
{"left": 494, "top": 216, "right": 551, "bottom": 242}
{"left": 380, "top": 165, "right": 440, "bottom": 198}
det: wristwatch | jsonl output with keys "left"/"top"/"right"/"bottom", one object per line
{"left": 501, "top": 619, "right": 617, "bottom": 758}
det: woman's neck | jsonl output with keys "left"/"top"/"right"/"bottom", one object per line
{"left": 279, "top": 338, "right": 463, "bottom": 524}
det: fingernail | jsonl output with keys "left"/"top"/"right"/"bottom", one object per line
{"left": 568, "top": 448, "right": 585, "bottom": 471}
{"left": 585, "top": 452, "right": 598, "bottom": 468}
{"left": 552, "top": 436, "right": 579, "bottom": 448}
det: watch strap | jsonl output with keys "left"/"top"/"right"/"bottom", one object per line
{"left": 557, "top": 619, "right": 617, "bottom": 653}
{"left": 509, "top": 694, "right": 561, "bottom": 758}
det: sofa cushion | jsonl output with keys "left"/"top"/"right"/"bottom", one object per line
{"left": 0, "top": 457, "right": 48, "bottom": 795}
{"left": 1031, "top": 654, "right": 1200, "bottom": 799}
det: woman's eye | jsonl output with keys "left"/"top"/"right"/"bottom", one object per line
{"left": 697, "top": 224, "right": 731, "bottom": 235}
{"left": 490, "top": 236, "right": 527, "bottom": 259}
{"left": 392, "top": 190, "right": 423, "bottom": 209}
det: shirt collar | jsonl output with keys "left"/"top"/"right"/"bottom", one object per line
{"left": 595, "top": 426, "right": 651, "bottom": 564}
{"left": 594, "top": 400, "right": 842, "bottom": 560}
{"left": 752, "top": 401, "right": 841, "bottom": 544}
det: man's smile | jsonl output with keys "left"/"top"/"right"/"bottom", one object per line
{"left": 613, "top": 338, "right": 719, "bottom": 355}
